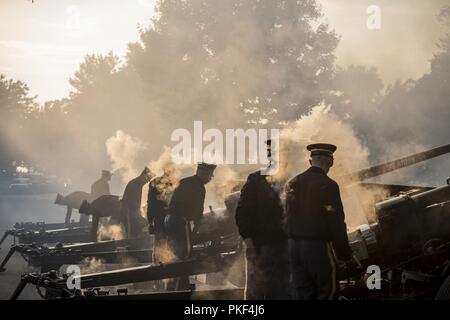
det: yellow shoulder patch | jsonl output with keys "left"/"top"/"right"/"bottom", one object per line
{"left": 324, "top": 204, "right": 335, "bottom": 213}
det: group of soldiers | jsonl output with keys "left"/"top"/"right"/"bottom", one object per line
{"left": 81, "top": 142, "right": 352, "bottom": 300}
{"left": 236, "top": 143, "right": 352, "bottom": 300}
{"left": 71, "top": 168, "right": 152, "bottom": 241}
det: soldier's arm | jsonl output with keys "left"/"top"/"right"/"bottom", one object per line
{"left": 192, "top": 184, "right": 205, "bottom": 233}
{"left": 327, "top": 183, "right": 352, "bottom": 261}
{"left": 65, "top": 207, "right": 72, "bottom": 224}
{"left": 235, "top": 174, "right": 258, "bottom": 240}
{"left": 121, "top": 184, "right": 130, "bottom": 205}
{"left": 284, "top": 179, "right": 296, "bottom": 228}
{"left": 146, "top": 185, "right": 154, "bottom": 224}
{"left": 192, "top": 209, "right": 203, "bottom": 234}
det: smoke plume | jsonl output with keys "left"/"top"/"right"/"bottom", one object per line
{"left": 106, "top": 130, "right": 148, "bottom": 184}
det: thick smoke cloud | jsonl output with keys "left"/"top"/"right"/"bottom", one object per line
{"left": 106, "top": 130, "right": 148, "bottom": 184}
{"left": 0, "top": 1, "right": 448, "bottom": 218}
{"left": 328, "top": 7, "right": 450, "bottom": 186}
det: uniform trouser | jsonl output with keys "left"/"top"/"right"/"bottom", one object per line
{"left": 245, "top": 240, "right": 291, "bottom": 300}
{"left": 79, "top": 213, "right": 90, "bottom": 225}
{"left": 90, "top": 216, "right": 118, "bottom": 242}
{"left": 123, "top": 207, "right": 144, "bottom": 238}
{"left": 152, "top": 215, "right": 167, "bottom": 263}
{"left": 151, "top": 216, "right": 167, "bottom": 290}
{"left": 288, "top": 239, "right": 337, "bottom": 300}
{"left": 164, "top": 214, "right": 192, "bottom": 291}
{"left": 65, "top": 207, "right": 73, "bottom": 224}
{"left": 90, "top": 215, "right": 100, "bottom": 242}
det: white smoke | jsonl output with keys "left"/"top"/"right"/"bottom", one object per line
{"left": 276, "top": 108, "right": 377, "bottom": 227}
{"left": 106, "top": 130, "right": 148, "bottom": 184}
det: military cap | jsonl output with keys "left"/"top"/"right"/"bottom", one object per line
{"left": 141, "top": 166, "right": 152, "bottom": 176}
{"left": 197, "top": 162, "right": 217, "bottom": 171}
{"left": 307, "top": 143, "right": 337, "bottom": 158}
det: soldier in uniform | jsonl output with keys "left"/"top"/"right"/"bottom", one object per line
{"left": 235, "top": 143, "right": 290, "bottom": 300}
{"left": 147, "top": 168, "right": 175, "bottom": 263}
{"left": 91, "top": 170, "right": 112, "bottom": 201}
{"left": 121, "top": 167, "right": 154, "bottom": 238}
{"left": 285, "top": 143, "right": 352, "bottom": 300}
{"left": 87, "top": 170, "right": 113, "bottom": 225}
{"left": 54, "top": 191, "right": 90, "bottom": 225}
{"left": 79, "top": 194, "right": 123, "bottom": 242}
{"left": 164, "top": 162, "right": 216, "bottom": 290}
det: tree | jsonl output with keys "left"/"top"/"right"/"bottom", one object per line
{"left": 0, "top": 74, "right": 37, "bottom": 168}
{"left": 69, "top": 52, "right": 120, "bottom": 99}
{"left": 327, "top": 65, "right": 384, "bottom": 149}
{"left": 0, "top": 74, "right": 36, "bottom": 120}
{"left": 371, "top": 6, "right": 450, "bottom": 151}
{"left": 327, "top": 7, "right": 450, "bottom": 184}
{"left": 127, "top": 0, "right": 339, "bottom": 127}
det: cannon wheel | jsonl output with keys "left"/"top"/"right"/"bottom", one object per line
{"left": 435, "top": 276, "right": 450, "bottom": 300}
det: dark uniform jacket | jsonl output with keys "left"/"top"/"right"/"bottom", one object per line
{"left": 147, "top": 176, "right": 171, "bottom": 228}
{"left": 91, "top": 178, "right": 110, "bottom": 201}
{"left": 235, "top": 170, "right": 286, "bottom": 248}
{"left": 168, "top": 175, "right": 205, "bottom": 223}
{"left": 122, "top": 176, "right": 146, "bottom": 211}
{"left": 285, "top": 166, "right": 352, "bottom": 260}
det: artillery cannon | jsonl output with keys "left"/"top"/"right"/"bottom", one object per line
{"left": 0, "top": 191, "right": 92, "bottom": 249}
{"left": 341, "top": 180, "right": 450, "bottom": 299}
{"left": 4, "top": 226, "right": 92, "bottom": 247}
{"left": 0, "top": 216, "right": 237, "bottom": 273}
{"left": 0, "top": 235, "right": 153, "bottom": 272}
{"left": 1, "top": 195, "right": 124, "bottom": 250}
{"left": 8, "top": 144, "right": 450, "bottom": 299}
{"left": 9, "top": 231, "right": 242, "bottom": 300}
{"left": 0, "top": 221, "right": 88, "bottom": 250}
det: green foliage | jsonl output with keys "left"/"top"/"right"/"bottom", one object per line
{"left": 2, "top": 2, "right": 449, "bottom": 185}
{"left": 0, "top": 74, "right": 36, "bottom": 119}
{"left": 69, "top": 52, "right": 120, "bottom": 98}
{"left": 128, "top": 0, "right": 338, "bottom": 125}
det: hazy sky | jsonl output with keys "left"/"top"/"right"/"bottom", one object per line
{"left": 320, "top": 0, "right": 449, "bottom": 85}
{"left": 0, "top": 0, "right": 448, "bottom": 102}
{"left": 0, "top": 0, "right": 156, "bottom": 102}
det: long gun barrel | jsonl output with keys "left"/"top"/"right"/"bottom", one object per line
{"left": 343, "top": 144, "right": 450, "bottom": 183}
{"left": 10, "top": 250, "right": 240, "bottom": 299}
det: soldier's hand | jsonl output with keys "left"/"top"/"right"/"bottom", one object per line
{"left": 338, "top": 254, "right": 361, "bottom": 272}
{"left": 351, "top": 254, "right": 362, "bottom": 269}
{"left": 243, "top": 238, "right": 254, "bottom": 249}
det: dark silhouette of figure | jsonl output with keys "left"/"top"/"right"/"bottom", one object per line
{"left": 91, "top": 170, "right": 112, "bottom": 201}
{"left": 285, "top": 143, "right": 352, "bottom": 300}
{"left": 164, "top": 163, "right": 216, "bottom": 290}
{"left": 122, "top": 167, "right": 153, "bottom": 238}
{"left": 55, "top": 191, "right": 90, "bottom": 225}
{"left": 147, "top": 169, "right": 175, "bottom": 263}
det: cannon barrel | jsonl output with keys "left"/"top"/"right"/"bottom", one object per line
{"left": 343, "top": 144, "right": 450, "bottom": 183}
{"left": 373, "top": 183, "right": 450, "bottom": 251}
{"left": 348, "top": 182, "right": 450, "bottom": 275}
{"left": 9, "top": 249, "right": 241, "bottom": 299}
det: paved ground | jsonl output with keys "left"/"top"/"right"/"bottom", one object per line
{"left": 0, "top": 193, "right": 62, "bottom": 300}
{"left": 0, "top": 243, "right": 42, "bottom": 300}
{"left": 0, "top": 194, "right": 241, "bottom": 300}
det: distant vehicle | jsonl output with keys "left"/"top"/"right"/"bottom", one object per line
{"left": 8, "top": 177, "right": 33, "bottom": 194}
{"left": 6, "top": 176, "right": 69, "bottom": 195}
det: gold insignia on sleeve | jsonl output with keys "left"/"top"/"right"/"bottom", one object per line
{"left": 324, "top": 204, "right": 335, "bottom": 213}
